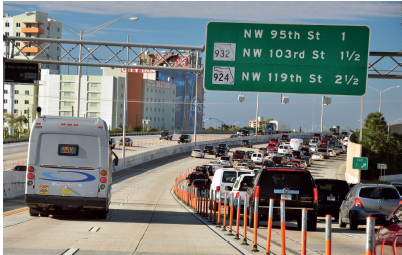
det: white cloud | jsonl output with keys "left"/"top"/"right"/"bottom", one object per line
{"left": 4, "top": 1, "right": 399, "bottom": 21}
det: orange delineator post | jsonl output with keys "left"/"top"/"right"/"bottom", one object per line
{"left": 301, "top": 208, "right": 308, "bottom": 255}
{"left": 209, "top": 190, "right": 213, "bottom": 221}
{"left": 228, "top": 193, "right": 234, "bottom": 235}
{"left": 366, "top": 216, "right": 376, "bottom": 255}
{"left": 252, "top": 188, "right": 259, "bottom": 252}
{"left": 325, "top": 214, "right": 332, "bottom": 255}
{"left": 242, "top": 195, "right": 248, "bottom": 245}
{"left": 234, "top": 193, "right": 241, "bottom": 240}
{"left": 217, "top": 190, "right": 222, "bottom": 227}
{"left": 222, "top": 192, "right": 228, "bottom": 231}
{"left": 266, "top": 198, "right": 274, "bottom": 253}
{"left": 281, "top": 200, "right": 286, "bottom": 255}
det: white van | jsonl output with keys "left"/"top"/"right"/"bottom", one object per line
{"left": 25, "top": 116, "right": 117, "bottom": 219}
{"left": 210, "top": 168, "right": 253, "bottom": 201}
{"left": 290, "top": 138, "right": 303, "bottom": 151}
{"left": 251, "top": 153, "right": 264, "bottom": 165}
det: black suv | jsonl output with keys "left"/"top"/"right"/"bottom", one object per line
{"left": 281, "top": 134, "right": 290, "bottom": 142}
{"left": 241, "top": 140, "right": 253, "bottom": 148}
{"left": 217, "top": 143, "right": 230, "bottom": 152}
{"left": 215, "top": 149, "right": 227, "bottom": 158}
{"left": 292, "top": 150, "right": 303, "bottom": 159}
{"left": 272, "top": 156, "right": 283, "bottom": 166}
{"left": 186, "top": 171, "right": 207, "bottom": 186}
{"left": 246, "top": 168, "right": 318, "bottom": 230}
{"left": 160, "top": 131, "right": 173, "bottom": 140}
{"left": 203, "top": 145, "right": 216, "bottom": 155}
{"left": 314, "top": 178, "right": 349, "bottom": 221}
{"left": 178, "top": 134, "right": 192, "bottom": 144}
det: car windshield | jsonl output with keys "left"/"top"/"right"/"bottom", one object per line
{"left": 235, "top": 151, "right": 246, "bottom": 155}
{"left": 205, "top": 146, "right": 213, "bottom": 149}
{"left": 222, "top": 171, "right": 237, "bottom": 183}
{"left": 210, "top": 161, "right": 220, "bottom": 165}
{"left": 260, "top": 171, "right": 313, "bottom": 191}
{"left": 193, "top": 149, "right": 201, "bottom": 152}
{"left": 293, "top": 151, "right": 300, "bottom": 155}
{"left": 271, "top": 139, "right": 279, "bottom": 142}
{"left": 359, "top": 187, "right": 400, "bottom": 199}
{"left": 315, "top": 180, "right": 349, "bottom": 199}
{"left": 161, "top": 132, "right": 168, "bottom": 135}
{"left": 221, "top": 156, "right": 230, "bottom": 161}
{"left": 219, "top": 144, "right": 226, "bottom": 147}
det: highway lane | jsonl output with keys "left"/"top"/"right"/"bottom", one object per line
{"left": 3, "top": 151, "right": 241, "bottom": 254}
{"left": 2, "top": 133, "right": 232, "bottom": 170}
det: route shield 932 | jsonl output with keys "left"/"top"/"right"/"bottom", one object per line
{"left": 204, "top": 22, "right": 370, "bottom": 96}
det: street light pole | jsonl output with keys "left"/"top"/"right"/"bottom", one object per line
{"left": 367, "top": 85, "right": 400, "bottom": 113}
{"left": 194, "top": 51, "right": 200, "bottom": 146}
{"left": 255, "top": 93, "right": 259, "bottom": 137}
{"left": 302, "top": 122, "right": 307, "bottom": 133}
{"left": 321, "top": 96, "right": 324, "bottom": 133}
{"left": 77, "top": 31, "right": 83, "bottom": 117}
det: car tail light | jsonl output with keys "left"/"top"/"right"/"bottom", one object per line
{"left": 100, "top": 177, "right": 107, "bottom": 183}
{"left": 27, "top": 173, "right": 34, "bottom": 179}
{"left": 193, "top": 185, "right": 196, "bottom": 188}
{"left": 354, "top": 198, "right": 364, "bottom": 207}
{"left": 313, "top": 188, "right": 318, "bottom": 202}
{"left": 254, "top": 185, "right": 260, "bottom": 199}
{"left": 101, "top": 170, "right": 107, "bottom": 176}
{"left": 188, "top": 180, "right": 190, "bottom": 184}
{"left": 28, "top": 166, "right": 34, "bottom": 172}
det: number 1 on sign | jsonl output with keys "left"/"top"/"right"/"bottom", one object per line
{"left": 342, "top": 32, "right": 345, "bottom": 41}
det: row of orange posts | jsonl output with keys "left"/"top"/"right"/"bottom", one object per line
{"left": 116, "top": 135, "right": 231, "bottom": 150}
{"left": 174, "top": 169, "right": 376, "bottom": 254}
{"left": 4, "top": 160, "right": 24, "bottom": 171}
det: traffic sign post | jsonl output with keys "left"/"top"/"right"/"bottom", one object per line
{"left": 353, "top": 157, "right": 368, "bottom": 170}
{"left": 204, "top": 22, "right": 370, "bottom": 96}
{"left": 377, "top": 163, "right": 387, "bottom": 181}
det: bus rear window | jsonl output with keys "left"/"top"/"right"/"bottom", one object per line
{"left": 37, "top": 134, "right": 100, "bottom": 167}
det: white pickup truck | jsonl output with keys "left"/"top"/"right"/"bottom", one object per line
{"left": 278, "top": 145, "right": 292, "bottom": 155}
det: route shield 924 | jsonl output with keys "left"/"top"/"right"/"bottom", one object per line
{"left": 204, "top": 22, "right": 370, "bottom": 96}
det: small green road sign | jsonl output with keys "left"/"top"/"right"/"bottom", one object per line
{"left": 204, "top": 22, "right": 370, "bottom": 96}
{"left": 353, "top": 157, "right": 368, "bottom": 170}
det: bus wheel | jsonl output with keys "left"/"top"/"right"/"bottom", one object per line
{"left": 97, "top": 210, "right": 108, "bottom": 219}
{"left": 29, "top": 208, "right": 39, "bottom": 217}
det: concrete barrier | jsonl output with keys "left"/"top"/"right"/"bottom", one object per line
{"left": 3, "top": 132, "right": 317, "bottom": 198}
{"left": 345, "top": 141, "right": 362, "bottom": 183}
{"left": 379, "top": 174, "right": 402, "bottom": 183}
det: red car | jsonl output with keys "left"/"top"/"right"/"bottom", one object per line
{"left": 290, "top": 160, "right": 301, "bottom": 167}
{"left": 269, "top": 138, "right": 281, "bottom": 146}
{"left": 267, "top": 143, "right": 277, "bottom": 150}
{"left": 374, "top": 204, "right": 402, "bottom": 254}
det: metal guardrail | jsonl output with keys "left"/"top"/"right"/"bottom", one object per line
{"left": 3, "top": 138, "right": 29, "bottom": 144}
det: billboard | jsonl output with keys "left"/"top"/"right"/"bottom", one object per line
{"left": 4, "top": 62, "right": 39, "bottom": 84}
{"left": 158, "top": 71, "right": 204, "bottom": 131}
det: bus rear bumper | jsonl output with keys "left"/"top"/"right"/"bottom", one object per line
{"left": 25, "top": 194, "right": 107, "bottom": 209}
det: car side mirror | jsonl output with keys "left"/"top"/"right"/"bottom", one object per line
{"left": 109, "top": 140, "right": 112, "bottom": 144}
{"left": 113, "top": 158, "right": 119, "bottom": 166}
{"left": 225, "top": 186, "right": 232, "bottom": 191}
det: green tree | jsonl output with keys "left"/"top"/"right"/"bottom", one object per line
{"left": 299, "top": 126, "right": 302, "bottom": 133}
{"left": 266, "top": 118, "right": 274, "bottom": 123}
{"left": 221, "top": 124, "right": 229, "bottom": 131}
{"left": 364, "top": 112, "right": 387, "bottom": 134}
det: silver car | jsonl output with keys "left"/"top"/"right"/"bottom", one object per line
{"left": 339, "top": 184, "right": 401, "bottom": 230}
{"left": 191, "top": 149, "right": 205, "bottom": 158}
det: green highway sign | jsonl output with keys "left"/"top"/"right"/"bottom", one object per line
{"left": 353, "top": 157, "right": 368, "bottom": 170}
{"left": 204, "top": 22, "right": 370, "bottom": 96}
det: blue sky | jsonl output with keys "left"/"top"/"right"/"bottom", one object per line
{"left": 3, "top": 1, "right": 402, "bottom": 131}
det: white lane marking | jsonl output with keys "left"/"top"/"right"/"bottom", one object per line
{"left": 123, "top": 200, "right": 128, "bottom": 203}
{"left": 341, "top": 233, "right": 361, "bottom": 238}
{"left": 62, "top": 248, "right": 79, "bottom": 255}
{"left": 89, "top": 227, "right": 100, "bottom": 232}
{"left": 119, "top": 204, "right": 124, "bottom": 206}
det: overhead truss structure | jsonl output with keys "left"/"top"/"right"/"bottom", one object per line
{"left": 3, "top": 36, "right": 401, "bottom": 79}
{"left": 3, "top": 36, "right": 205, "bottom": 73}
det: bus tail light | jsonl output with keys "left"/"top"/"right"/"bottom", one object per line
{"left": 61, "top": 123, "right": 66, "bottom": 126}
{"left": 28, "top": 166, "right": 34, "bottom": 172}
{"left": 100, "top": 177, "right": 107, "bottom": 183}
{"left": 27, "top": 173, "right": 34, "bottom": 179}
{"left": 100, "top": 170, "right": 107, "bottom": 176}
{"left": 98, "top": 126, "right": 104, "bottom": 129}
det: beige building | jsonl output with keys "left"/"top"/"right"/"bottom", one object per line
{"left": 249, "top": 117, "right": 266, "bottom": 129}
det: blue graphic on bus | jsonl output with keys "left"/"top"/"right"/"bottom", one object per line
{"left": 39, "top": 171, "right": 96, "bottom": 182}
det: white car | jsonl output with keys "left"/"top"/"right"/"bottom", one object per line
{"left": 209, "top": 160, "right": 222, "bottom": 170}
{"left": 210, "top": 169, "right": 254, "bottom": 201}
{"left": 312, "top": 153, "right": 324, "bottom": 161}
{"left": 191, "top": 149, "right": 205, "bottom": 158}
{"left": 220, "top": 156, "right": 233, "bottom": 167}
{"left": 328, "top": 149, "right": 337, "bottom": 157}
{"left": 343, "top": 137, "right": 349, "bottom": 147}
{"left": 232, "top": 173, "right": 255, "bottom": 209}
{"left": 309, "top": 140, "right": 320, "bottom": 146}
{"left": 308, "top": 144, "right": 318, "bottom": 154}
{"left": 251, "top": 153, "right": 264, "bottom": 165}
{"left": 278, "top": 145, "right": 292, "bottom": 155}
{"left": 235, "top": 162, "right": 249, "bottom": 170}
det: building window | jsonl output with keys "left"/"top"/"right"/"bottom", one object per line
{"left": 14, "top": 109, "right": 18, "bottom": 113}
{"left": 64, "top": 102, "right": 71, "bottom": 106}
{"left": 16, "top": 42, "right": 20, "bottom": 46}
{"left": 162, "top": 109, "right": 164, "bottom": 113}
{"left": 158, "top": 108, "right": 160, "bottom": 112}
{"left": 121, "top": 84, "right": 123, "bottom": 88}
{"left": 172, "top": 108, "right": 174, "bottom": 113}
{"left": 91, "top": 83, "right": 98, "bottom": 87}
{"left": 173, "top": 90, "right": 175, "bottom": 94}
{"left": 58, "top": 28, "right": 60, "bottom": 32}
{"left": 64, "top": 112, "right": 70, "bottom": 116}
{"left": 4, "top": 99, "right": 7, "bottom": 104}
{"left": 163, "top": 90, "right": 165, "bottom": 94}
{"left": 5, "top": 22, "right": 9, "bottom": 27}
{"left": 24, "top": 110, "right": 28, "bottom": 114}
{"left": 147, "top": 88, "right": 149, "bottom": 92}
{"left": 151, "top": 89, "right": 153, "bottom": 92}
{"left": 159, "top": 89, "right": 161, "bottom": 93}
{"left": 159, "top": 99, "right": 161, "bottom": 102}
{"left": 16, "top": 32, "right": 20, "bottom": 37}
{"left": 146, "top": 97, "right": 148, "bottom": 102}
{"left": 146, "top": 107, "right": 148, "bottom": 111}
{"left": 90, "top": 93, "right": 97, "bottom": 98}
{"left": 14, "top": 100, "right": 18, "bottom": 104}
{"left": 121, "top": 94, "right": 123, "bottom": 99}
{"left": 47, "top": 27, "right": 49, "bottom": 31}
{"left": 24, "top": 129, "right": 28, "bottom": 134}
{"left": 57, "top": 46, "right": 59, "bottom": 51}
{"left": 4, "top": 90, "right": 8, "bottom": 94}
{"left": 89, "top": 112, "right": 98, "bottom": 117}
{"left": 26, "top": 23, "right": 32, "bottom": 28}
{"left": 26, "top": 33, "right": 32, "bottom": 37}
{"left": 25, "top": 100, "right": 29, "bottom": 104}
{"left": 15, "top": 90, "right": 19, "bottom": 94}
{"left": 151, "top": 98, "right": 153, "bottom": 102}
{"left": 121, "top": 104, "right": 123, "bottom": 108}
{"left": 25, "top": 90, "right": 29, "bottom": 95}
{"left": 158, "top": 118, "right": 160, "bottom": 122}
{"left": 150, "top": 107, "right": 152, "bottom": 112}
{"left": 5, "top": 32, "right": 9, "bottom": 36}
{"left": 154, "top": 117, "right": 156, "bottom": 121}
{"left": 4, "top": 109, "right": 7, "bottom": 113}
{"left": 64, "top": 82, "right": 71, "bottom": 87}
{"left": 162, "top": 118, "right": 164, "bottom": 121}
{"left": 91, "top": 102, "right": 97, "bottom": 107}
{"left": 64, "top": 92, "right": 71, "bottom": 97}
{"left": 120, "top": 114, "right": 122, "bottom": 118}
{"left": 16, "top": 23, "right": 20, "bottom": 27}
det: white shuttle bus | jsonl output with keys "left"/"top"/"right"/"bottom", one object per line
{"left": 25, "top": 116, "right": 117, "bottom": 219}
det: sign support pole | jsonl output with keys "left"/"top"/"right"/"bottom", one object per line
{"left": 255, "top": 93, "right": 259, "bottom": 137}
{"left": 123, "top": 35, "right": 129, "bottom": 167}
{"left": 193, "top": 50, "right": 199, "bottom": 146}
{"left": 321, "top": 96, "right": 324, "bottom": 133}
{"left": 360, "top": 96, "right": 364, "bottom": 142}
